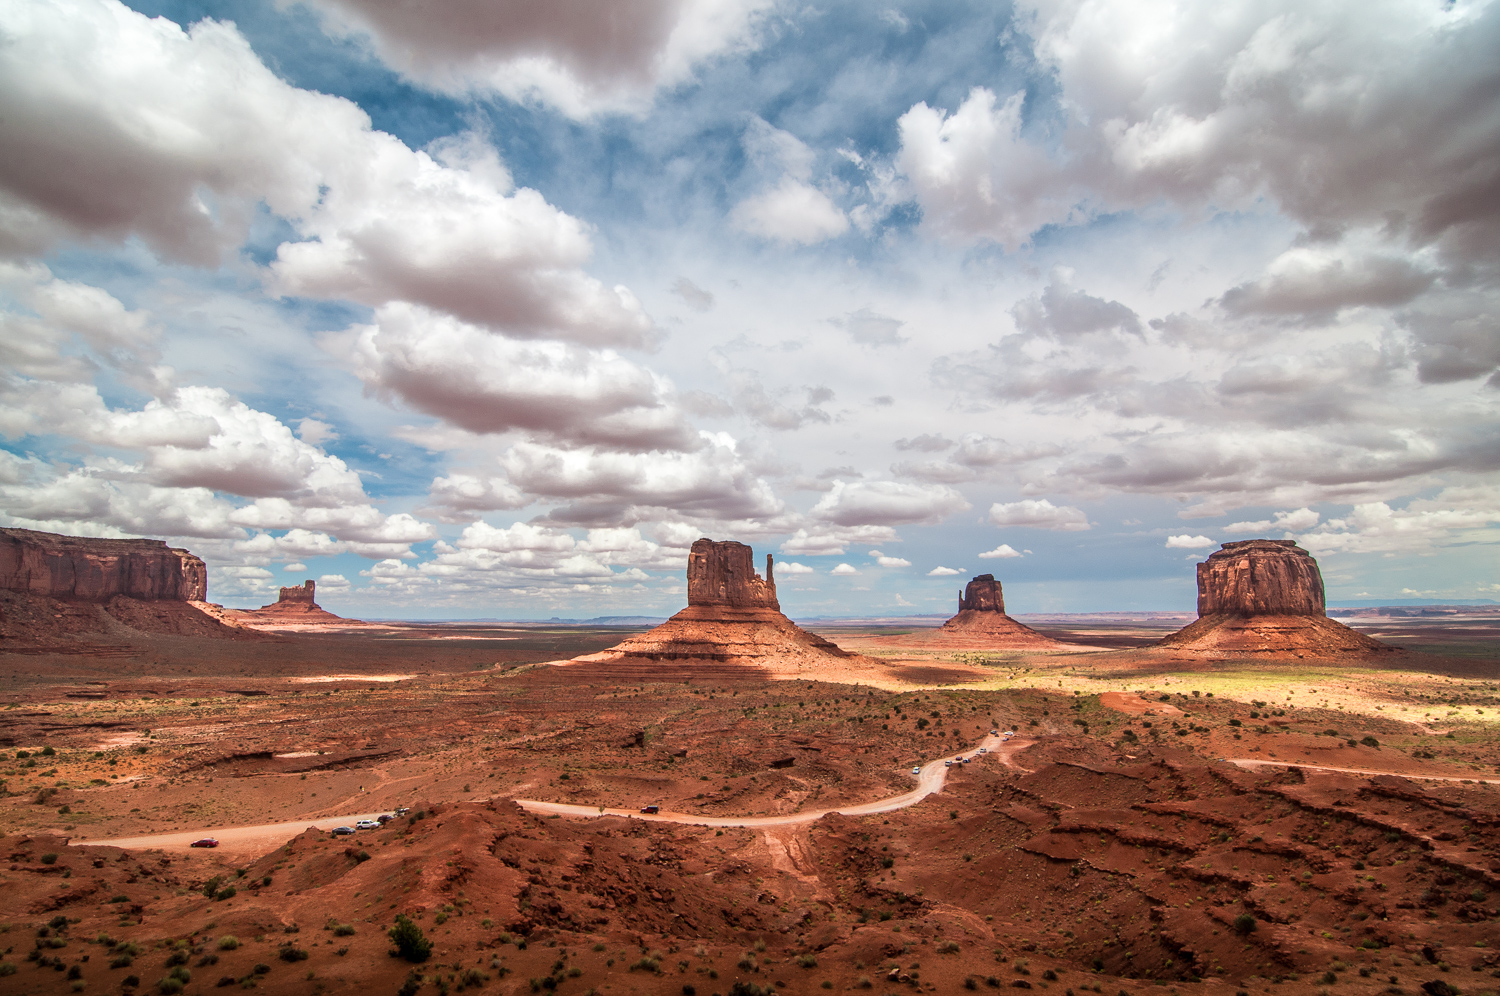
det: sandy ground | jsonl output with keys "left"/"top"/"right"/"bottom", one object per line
{"left": 3, "top": 616, "right": 1499, "bottom": 996}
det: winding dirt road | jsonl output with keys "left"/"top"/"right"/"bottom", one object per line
{"left": 75, "top": 734, "right": 1029, "bottom": 854}
{"left": 514, "top": 732, "right": 1028, "bottom": 826}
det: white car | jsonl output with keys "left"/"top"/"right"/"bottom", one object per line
{"left": 978, "top": 748, "right": 987, "bottom": 754}
{"left": 911, "top": 766, "right": 921, "bottom": 774}
{"left": 944, "top": 760, "right": 952, "bottom": 767}
{"left": 355, "top": 819, "right": 380, "bottom": 830}
{"left": 1002, "top": 731, "right": 1015, "bottom": 737}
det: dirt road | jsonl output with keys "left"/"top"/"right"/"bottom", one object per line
{"left": 1226, "top": 757, "right": 1500, "bottom": 784}
{"left": 74, "top": 812, "right": 393, "bottom": 855}
{"left": 515, "top": 732, "right": 1026, "bottom": 827}
{"left": 74, "top": 735, "right": 1029, "bottom": 852}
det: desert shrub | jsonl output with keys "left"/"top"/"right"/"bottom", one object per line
{"left": 1233, "top": 914, "right": 1257, "bottom": 935}
{"left": 278, "top": 945, "right": 308, "bottom": 963}
{"left": 213, "top": 886, "right": 236, "bottom": 901}
{"left": 388, "top": 915, "right": 432, "bottom": 963}
{"left": 202, "top": 876, "right": 222, "bottom": 898}
{"left": 728, "top": 983, "right": 776, "bottom": 996}
{"left": 0, "top": 963, "right": 15, "bottom": 977}
{"left": 397, "top": 971, "right": 422, "bottom": 996}
{"left": 630, "top": 956, "right": 661, "bottom": 973}
{"left": 332, "top": 923, "right": 355, "bottom": 937}
{"left": 41, "top": 853, "right": 58, "bottom": 865}
{"left": 938, "top": 941, "right": 960, "bottom": 954}
{"left": 1361, "top": 736, "right": 1380, "bottom": 748}
{"left": 797, "top": 954, "right": 818, "bottom": 968}
{"left": 217, "top": 936, "right": 239, "bottom": 951}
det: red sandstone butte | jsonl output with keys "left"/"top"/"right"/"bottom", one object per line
{"left": 1159, "top": 539, "right": 1389, "bottom": 655}
{"left": 936, "top": 574, "right": 1068, "bottom": 646}
{"left": 572, "top": 538, "right": 875, "bottom": 676}
{"left": 236, "top": 579, "right": 352, "bottom": 627}
{"left": 0, "top": 527, "right": 247, "bottom": 640}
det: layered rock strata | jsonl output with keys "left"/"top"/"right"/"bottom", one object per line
{"left": 573, "top": 538, "right": 869, "bottom": 673}
{"left": 1159, "top": 539, "right": 1388, "bottom": 654}
{"left": 0, "top": 528, "right": 206, "bottom": 601}
{"left": 0, "top": 527, "right": 247, "bottom": 641}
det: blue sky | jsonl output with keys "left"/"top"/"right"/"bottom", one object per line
{"left": 1, "top": 0, "right": 1497, "bottom": 618}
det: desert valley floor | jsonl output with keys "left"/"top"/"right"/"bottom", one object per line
{"left": 1, "top": 613, "right": 1498, "bottom": 996}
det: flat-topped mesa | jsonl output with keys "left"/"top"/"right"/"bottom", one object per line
{"left": 1197, "top": 539, "right": 1325, "bottom": 617}
{"left": 0, "top": 527, "right": 206, "bottom": 601}
{"left": 1160, "top": 539, "right": 1389, "bottom": 655}
{"left": 0, "top": 527, "right": 254, "bottom": 641}
{"left": 957, "top": 574, "right": 1005, "bottom": 614}
{"left": 686, "top": 539, "right": 778, "bottom": 610}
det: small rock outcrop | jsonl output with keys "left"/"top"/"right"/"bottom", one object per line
{"left": 572, "top": 538, "right": 874, "bottom": 676}
{"left": 1160, "top": 539, "right": 1389, "bottom": 655}
{"left": 0, "top": 527, "right": 206, "bottom": 601}
{"left": 0, "top": 527, "right": 248, "bottom": 641}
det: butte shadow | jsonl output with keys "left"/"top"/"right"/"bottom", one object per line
{"left": 1157, "top": 539, "right": 1393, "bottom": 657}
{"left": 562, "top": 538, "right": 888, "bottom": 681}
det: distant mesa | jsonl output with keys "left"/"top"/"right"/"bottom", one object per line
{"left": 235, "top": 579, "right": 355, "bottom": 627}
{"left": 0, "top": 527, "right": 249, "bottom": 641}
{"left": 571, "top": 538, "right": 875, "bottom": 676}
{"left": 931, "top": 574, "right": 1070, "bottom": 648}
{"left": 1158, "top": 539, "right": 1391, "bottom": 655}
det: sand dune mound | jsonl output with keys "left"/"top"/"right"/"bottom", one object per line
{"left": 1159, "top": 539, "right": 1392, "bottom": 656}
{"left": 572, "top": 538, "right": 881, "bottom": 678}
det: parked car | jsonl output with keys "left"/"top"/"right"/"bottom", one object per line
{"left": 376, "top": 814, "right": 394, "bottom": 824}
{"left": 961, "top": 758, "right": 971, "bottom": 764}
{"left": 944, "top": 760, "right": 952, "bottom": 768}
{"left": 640, "top": 805, "right": 660, "bottom": 815}
{"left": 396, "top": 807, "right": 411, "bottom": 815}
{"left": 189, "top": 838, "right": 218, "bottom": 848}
{"left": 911, "top": 766, "right": 921, "bottom": 774}
{"left": 331, "top": 826, "right": 356, "bottom": 836}
{"left": 978, "top": 747, "right": 987, "bottom": 754}
{"left": 990, "top": 729, "right": 999, "bottom": 736}
{"left": 355, "top": 819, "right": 380, "bottom": 830}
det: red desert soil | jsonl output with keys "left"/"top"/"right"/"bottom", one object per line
{"left": 1, "top": 612, "right": 1498, "bottom": 996}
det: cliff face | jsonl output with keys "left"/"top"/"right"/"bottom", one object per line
{"left": 1196, "top": 539, "right": 1324, "bottom": 617}
{"left": 0, "top": 528, "right": 207, "bottom": 601}
{"left": 686, "top": 539, "right": 778, "bottom": 610}
{"left": 957, "top": 574, "right": 1005, "bottom": 614}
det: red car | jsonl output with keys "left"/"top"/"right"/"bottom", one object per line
{"left": 189, "top": 838, "right": 219, "bottom": 848}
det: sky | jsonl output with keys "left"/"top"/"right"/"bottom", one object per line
{"left": 1, "top": 0, "right": 1497, "bottom": 619}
